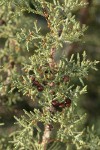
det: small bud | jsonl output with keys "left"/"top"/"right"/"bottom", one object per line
{"left": 48, "top": 82, "right": 55, "bottom": 87}
{"left": 50, "top": 90, "right": 55, "bottom": 95}
{"left": 62, "top": 75, "right": 70, "bottom": 82}
{"left": 44, "top": 12, "right": 49, "bottom": 18}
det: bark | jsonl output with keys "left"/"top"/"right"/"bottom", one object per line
{"left": 41, "top": 47, "right": 56, "bottom": 150}
{"left": 41, "top": 124, "right": 53, "bottom": 150}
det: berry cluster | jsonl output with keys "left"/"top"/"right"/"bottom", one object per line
{"left": 51, "top": 98, "right": 71, "bottom": 112}
{"left": 29, "top": 67, "right": 70, "bottom": 109}
{"left": 31, "top": 77, "right": 44, "bottom": 92}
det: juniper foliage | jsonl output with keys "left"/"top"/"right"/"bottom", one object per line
{"left": 0, "top": 0, "right": 100, "bottom": 150}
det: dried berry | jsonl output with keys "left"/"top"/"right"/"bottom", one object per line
{"left": 52, "top": 100, "right": 63, "bottom": 112}
{"left": 62, "top": 75, "right": 70, "bottom": 82}
{"left": 59, "top": 102, "right": 65, "bottom": 108}
{"left": 37, "top": 86, "right": 44, "bottom": 92}
{"left": 65, "top": 98, "right": 71, "bottom": 107}
{"left": 32, "top": 80, "right": 40, "bottom": 87}
{"left": 52, "top": 100, "right": 59, "bottom": 107}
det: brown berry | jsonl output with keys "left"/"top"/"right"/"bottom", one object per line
{"left": 59, "top": 102, "right": 65, "bottom": 108}
{"left": 65, "top": 98, "right": 71, "bottom": 107}
{"left": 37, "top": 86, "right": 44, "bottom": 92}
{"left": 52, "top": 100, "right": 59, "bottom": 107}
{"left": 32, "top": 80, "right": 40, "bottom": 87}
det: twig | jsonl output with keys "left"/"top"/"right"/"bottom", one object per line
{"left": 41, "top": 47, "right": 56, "bottom": 150}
